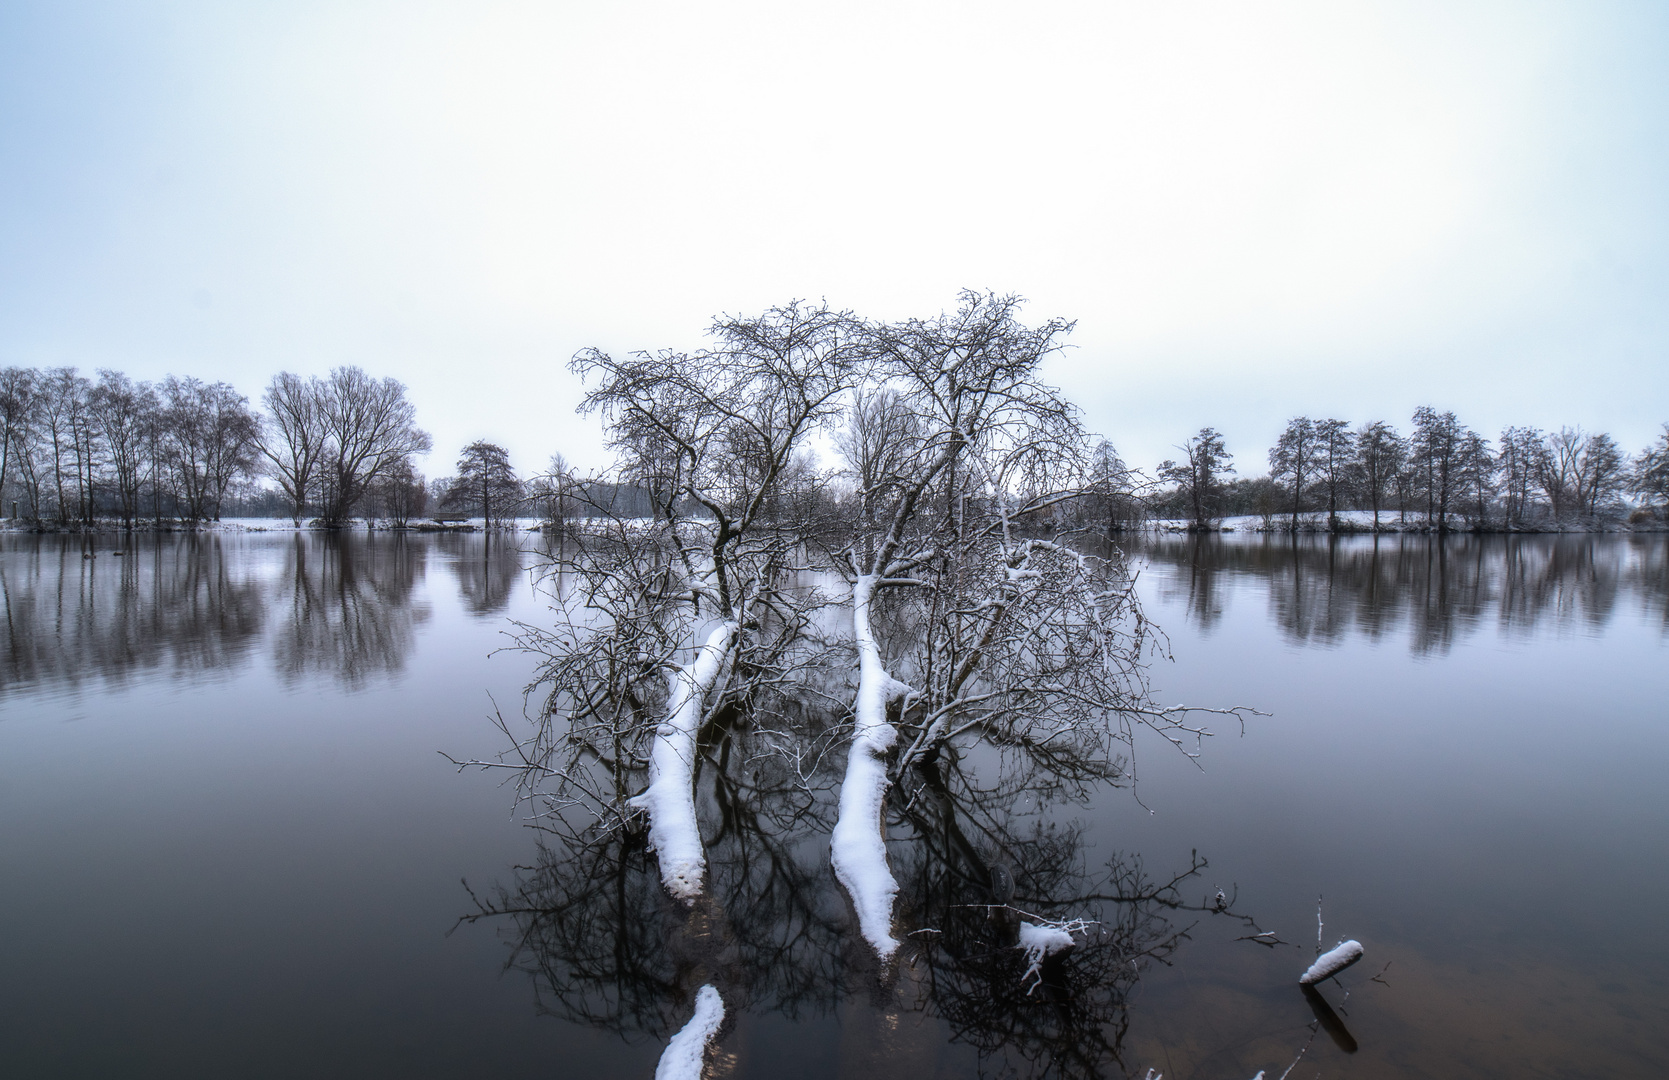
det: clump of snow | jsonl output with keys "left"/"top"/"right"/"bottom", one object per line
{"left": 831, "top": 575, "right": 904, "bottom": 960}
{"left": 628, "top": 621, "right": 737, "bottom": 902}
{"left": 655, "top": 984, "right": 724, "bottom": 1080}
{"left": 1018, "top": 920, "right": 1076, "bottom": 992}
{"left": 1299, "top": 939, "right": 1364, "bottom": 985}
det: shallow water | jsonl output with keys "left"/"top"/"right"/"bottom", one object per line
{"left": 0, "top": 530, "right": 1663, "bottom": 1078}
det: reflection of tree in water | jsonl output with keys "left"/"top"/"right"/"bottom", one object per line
{"left": 1625, "top": 534, "right": 1669, "bottom": 632}
{"left": 465, "top": 728, "right": 1233, "bottom": 1079}
{"left": 1132, "top": 533, "right": 1662, "bottom": 653}
{"left": 0, "top": 534, "right": 264, "bottom": 693}
{"left": 893, "top": 754, "right": 1217, "bottom": 1080}
{"left": 271, "top": 532, "right": 429, "bottom": 687}
{"left": 440, "top": 532, "right": 525, "bottom": 616}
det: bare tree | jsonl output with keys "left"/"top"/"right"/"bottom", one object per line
{"left": 1498, "top": 426, "right": 1543, "bottom": 527}
{"left": 370, "top": 458, "right": 427, "bottom": 527}
{"left": 526, "top": 453, "right": 582, "bottom": 532}
{"left": 1534, "top": 426, "right": 1585, "bottom": 521}
{"left": 1159, "top": 427, "right": 1234, "bottom": 531}
{"left": 89, "top": 370, "right": 157, "bottom": 528}
{"left": 1268, "top": 417, "right": 1318, "bottom": 531}
{"left": 1410, "top": 406, "right": 1463, "bottom": 531}
{"left": 444, "top": 440, "right": 521, "bottom": 527}
{"left": 487, "top": 295, "right": 1245, "bottom": 982}
{"left": 1456, "top": 429, "right": 1495, "bottom": 528}
{"left": 315, "top": 367, "right": 432, "bottom": 525}
{"left": 0, "top": 367, "right": 38, "bottom": 518}
{"left": 1635, "top": 425, "right": 1669, "bottom": 514}
{"left": 1352, "top": 421, "right": 1403, "bottom": 530}
{"left": 1576, "top": 432, "right": 1625, "bottom": 518}
{"left": 35, "top": 368, "right": 94, "bottom": 524}
{"left": 515, "top": 301, "right": 865, "bottom": 906}
{"left": 157, "top": 377, "right": 259, "bottom": 522}
{"left": 1314, "top": 418, "right": 1354, "bottom": 531}
{"left": 259, "top": 372, "right": 327, "bottom": 524}
{"left": 1083, "top": 438, "right": 1146, "bottom": 533}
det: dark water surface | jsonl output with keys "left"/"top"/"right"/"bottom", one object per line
{"left": 0, "top": 531, "right": 1663, "bottom": 1078}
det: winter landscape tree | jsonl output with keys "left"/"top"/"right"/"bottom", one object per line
{"left": 1158, "top": 428, "right": 1234, "bottom": 530}
{"left": 471, "top": 295, "right": 1243, "bottom": 989}
{"left": 444, "top": 440, "right": 521, "bottom": 526}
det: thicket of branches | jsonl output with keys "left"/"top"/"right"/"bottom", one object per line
{"left": 464, "top": 293, "right": 1242, "bottom": 983}
{"left": 1152, "top": 412, "right": 1668, "bottom": 531}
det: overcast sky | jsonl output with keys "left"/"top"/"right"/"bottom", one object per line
{"left": 2, "top": 0, "right": 1666, "bottom": 478}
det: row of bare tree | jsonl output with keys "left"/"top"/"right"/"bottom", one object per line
{"left": 0, "top": 365, "right": 429, "bottom": 526}
{"left": 1156, "top": 411, "right": 1669, "bottom": 531}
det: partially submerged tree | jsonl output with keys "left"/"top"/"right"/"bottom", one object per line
{"left": 482, "top": 295, "right": 1244, "bottom": 976}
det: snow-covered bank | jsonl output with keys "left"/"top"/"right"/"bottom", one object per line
{"left": 830, "top": 574, "right": 906, "bottom": 961}
{"left": 629, "top": 621, "right": 738, "bottom": 902}
{"left": 1142, "top": 510, "right": 1665, "bottom": 534}
{"left": 654, "top": 985, "right": 724, "bottom": 1080}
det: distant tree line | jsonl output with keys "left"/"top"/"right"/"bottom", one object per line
{"left": 0, "top": 364, "right": 429, "bottom": 527}
{"left": 1151, "top": 411, "right": 1669, "bottom": 531}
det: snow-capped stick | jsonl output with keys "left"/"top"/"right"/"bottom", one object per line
{"left": 831, "top": 574, "right": 904, "bottom": 960}
{"left": 1018, "top": 921, "right": 1076, "bottom": 993}
{"left": 654, "top": 984, "right": 725, "bottom": 1080}
{"left": 1299, "top": 939, "right": 1364, "bottom": 985}
{"left": 628, "top": 621, "right": 737, "bottom": 902}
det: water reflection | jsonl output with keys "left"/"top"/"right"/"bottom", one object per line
{"left": 465, "top": 729, "right": 1251, "bottom": 1079}
{"left": 0, "top": 534, "right": 265, "bottom": 693}
{"left": 1128, "top": 533, "right": 1669, "bottom": 651}
{"left": 0, "top": 532, "right": 450, "bottom": 695}
{"left": 272, "top": 533, "right": 431, "bottom": 687}
{"left": 440, "top": 532, "right": 524, "bottom": 617}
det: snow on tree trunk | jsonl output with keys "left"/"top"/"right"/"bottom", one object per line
{"left": 628, "top": 621, "right": 737, "bottom": 902}
{"left": 831, "top": 574, "right": 906, "bottom": 960}
{"left": 654, "top": 984, "right": 724, "bottom": 1080}
{"left": 1299, "top": 939, "right": 1364, "bottom": 985}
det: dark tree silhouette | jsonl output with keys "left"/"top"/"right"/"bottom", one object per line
{"left": 1159, "top": 427, "right": 1234, "bottom": 530}
{"left": 445, "top": 440, "right": 521, "bottom": 527}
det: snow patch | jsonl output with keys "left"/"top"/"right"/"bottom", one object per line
{"left": 628, "top": 621, "right": 737, "bottom": 901}
{"left": 1299, "top": 939, "right": 1364, "bottom": 985}
{"left": 655, "top": 984, "right": 724, "bottom": 1080}
{"left": 831, "top": 574, "right": 903, "bottom": 960}
{"left": 1018, "top": 920, "right": 1076, "bottom": 992}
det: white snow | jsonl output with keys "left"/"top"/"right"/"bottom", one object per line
{"left": 830, "top": 574, "right": 903, "bottom": 960}
{"left": 628, "top": 621, "right": 737, "bottom": 902}
{"left": 1299, "top": 939, "right": 1364, "bottom": 985}
{"left": 1018, "top": 920, "right": 1076, "bottom": 991}
{"left": 654, "top": 984, "right": 725, "bottom": 1080}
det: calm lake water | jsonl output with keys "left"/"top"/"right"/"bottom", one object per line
{"left": 0, "top": 530, "right": 1663, "bottom": 1078}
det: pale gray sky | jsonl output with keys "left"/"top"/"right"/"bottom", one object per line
{"left": 2, "top": 0, "right": 1666, "bottom": 478}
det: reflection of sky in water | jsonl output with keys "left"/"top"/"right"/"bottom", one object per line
{"left": 0, "top": 533, "right": 1662, "bottom": 1078}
